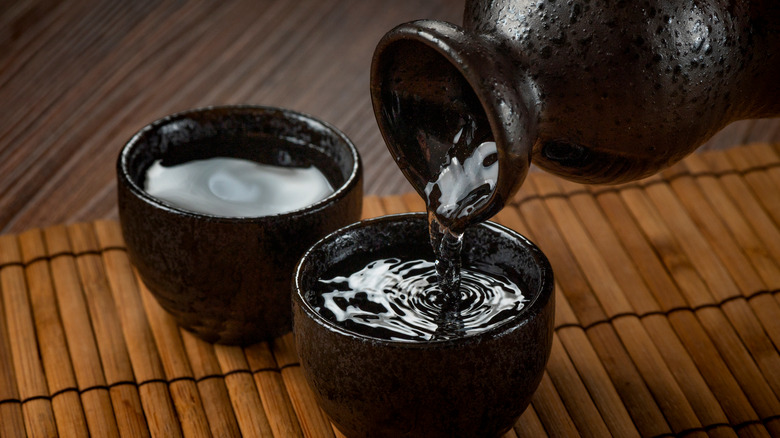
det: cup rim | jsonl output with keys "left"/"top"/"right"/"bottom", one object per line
{"left": 294, "top": 212, "right": 554, "bottom": 348}
{"left": 117, "top": 104, "right": 362, "bottom": 223}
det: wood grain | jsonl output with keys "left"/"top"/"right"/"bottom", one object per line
{"left": 0, "top": 0, "right": 778, "bottom": 235}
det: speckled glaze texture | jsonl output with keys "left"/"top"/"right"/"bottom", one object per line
{"left": 372, "top": 0, "right": 780, "bottom": 193}
{"left": 118, "top": 106, "right": 362, "bottom": 345}
{"left": 293, "top": 213, "right": 554, "bottom": 438}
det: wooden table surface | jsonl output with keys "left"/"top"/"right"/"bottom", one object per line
{"left": 1, "top": 0, "right": 778, "bottom": 235}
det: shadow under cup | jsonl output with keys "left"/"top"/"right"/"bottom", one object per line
{"left": 117, "top": 106, "right": 362, "bottom": 345}
{"left": 293, "top": 213, "right": 555, "bottom": 438}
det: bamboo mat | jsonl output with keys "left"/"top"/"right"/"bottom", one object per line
{"left": 1, "top": 143, "right": 779, "bottom": 438}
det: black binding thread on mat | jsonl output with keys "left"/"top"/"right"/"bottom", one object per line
{"left": 2, "top": 162, "right": 777, "bottom": 272}
{"left": 0, "top": 365, "right": 299, "bottom": 406}
{"left": 649, "top": 414, "right": 780, "bottom": 437}
{"left": 510, "top": 161, "right": 780, "bottom": 208}
{"left": 554, "top": 289, "right": 779, "bottom": 331}
{"left": 0, "top": 247, "right": 128, "bottom": 270}
{"left": 3, "top": 393, "right": 778, "bottom": 434}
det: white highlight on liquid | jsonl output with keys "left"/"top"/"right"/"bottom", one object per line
{"left": 318, "top": 257, "right": 525, "bottom": 342}
{"left": 423, "top": 141, "right": 498, "bottom": 220}
{"left": 145, "top": 157, "right": 334, "bottom": 217}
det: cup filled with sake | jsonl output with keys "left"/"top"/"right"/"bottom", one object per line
{"left": 117, "top": 105, "right": 363, "bottom": 345}
{"left": 293, "top": 213, "right": 554, "bottom": 437}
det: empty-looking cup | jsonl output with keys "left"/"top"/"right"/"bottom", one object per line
{"left": 118, "top": 105, "right": 362, "bottom": 345}
{"left": 293, "top": 213, "right": 554, "bottom": 437}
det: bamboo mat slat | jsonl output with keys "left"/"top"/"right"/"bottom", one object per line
{"left": 1, "top": 144, "right": 779, "bottom": 437}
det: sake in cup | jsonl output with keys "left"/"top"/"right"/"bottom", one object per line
{"left": 293, "top": 213, "right": 554, "bottom": 437}
{"left": 118, "top": 105, "right": 362, "bottom": 345}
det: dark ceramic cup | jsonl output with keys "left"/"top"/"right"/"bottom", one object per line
{"left": 118, "top": 105, "right": 363, "bottom": 345}
{"left": 293, "top": 213, "right": 554, "bottom": 438}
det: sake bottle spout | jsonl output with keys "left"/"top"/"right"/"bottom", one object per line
{"left": 371, "top": 19, "right": 538, "bottom": 230}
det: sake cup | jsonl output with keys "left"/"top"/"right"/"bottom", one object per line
{"left": 117, "top": 105, "right": 362, "bottom": 345}
{"left": 293, "top": 213, "right": 554, "bottom": 437}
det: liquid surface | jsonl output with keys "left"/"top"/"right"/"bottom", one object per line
{"left": 420, "top": 119, "right": 499, "bottom": 324}
{"left": 423, "top": 138, "right": 498, "bottom": 318}
{"left": 145, "top": 157, "right": 334, "bottom": 217}
{"left": 314, "top": 256, "right": 526, "bottom": 342}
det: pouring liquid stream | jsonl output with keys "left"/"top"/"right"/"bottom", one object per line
{"left": 312, "top": 113, "right": 527, "bottom": 342}
{"left": 420, "top": 114, "right": 501, "bottom": 337}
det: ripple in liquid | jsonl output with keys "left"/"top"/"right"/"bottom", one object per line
{"left": 313, "top": 256, "right": 526, "bottom": 342}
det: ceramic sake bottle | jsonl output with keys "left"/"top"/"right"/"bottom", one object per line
{"left": 371, "top": 0, "right": 779, "bottom": 226}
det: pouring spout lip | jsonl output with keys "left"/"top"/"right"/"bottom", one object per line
{"left": 370, "top": 19, "right": 538, "bottom": 221}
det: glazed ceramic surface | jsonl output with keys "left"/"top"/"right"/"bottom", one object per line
{"left": 293, "top": 213, "right": 554, "bottom": 438}
{"left": 118, "top": 105, "right": 363, "bottom": 345}
{"left": 371, "top": 0, "right": 780, "bottom": 227}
